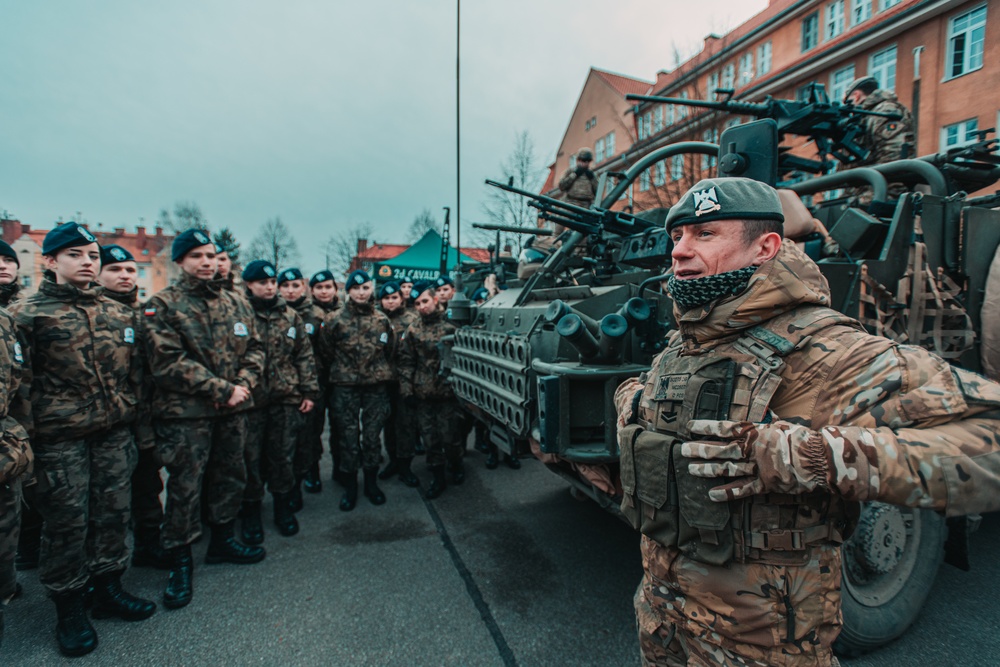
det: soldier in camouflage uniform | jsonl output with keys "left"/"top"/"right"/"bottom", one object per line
{"left": 307, "top": 270, "right": 342, "bottom": 483}
{"left": 557, "top": 147, "right": 599, "bottom": 209}
{"left": 377, "top": 281, "right": 420, "bottom": 487}
{"left": 278, "top": 267, "right": 325, "bottom": 502}
{"left": 316, "top": 270, "right": 393, "bottom": 511}
{"left": 843, "top": 76, "right": 915, "bottom": 203}
{"left": 11, "top": 223, "right": 155, "bottom": 656}
{"left": 614, "top": 178, "right": 1000, "bottom": 667}
{"left": 398, "top": 281, "right": 467, "bottom": 498}
{"left": 0, "top": 268, "right": 30, "bottom": 650}
{"left": 239, "top": 261, "right": 318, "bottom": 544}
{"left": 144, "top": 229, "right": 266, "bottom": 611}
{"left": 97, "top": 245, "right": 169, "bottom": 571}
{"left": 0, "top": 240, "right": 20, "bottom": 308}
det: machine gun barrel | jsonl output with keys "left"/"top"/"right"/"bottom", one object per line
{"left": 627, "top": 93, "right": 769, "bottom": 116}
{"left": 471, "top": 222, "right": 553, "bottom": 236}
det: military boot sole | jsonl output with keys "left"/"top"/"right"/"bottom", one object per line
{"left": 162, "top": 592, "right": 192, "bottom": 610}
{"left": 58, "top": 633, "right": 98, "bottom": 658}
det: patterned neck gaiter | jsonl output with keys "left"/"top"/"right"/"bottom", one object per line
{"left": 667, "top": 265, "right": 758, "bottom": 311}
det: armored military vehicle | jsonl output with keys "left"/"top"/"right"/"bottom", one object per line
{"left": 444, "top": 108, "right": 1000, "bottom": 656}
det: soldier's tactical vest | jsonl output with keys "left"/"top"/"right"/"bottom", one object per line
{"left": 619, "top": 306, "right": 859, "bottom": 567}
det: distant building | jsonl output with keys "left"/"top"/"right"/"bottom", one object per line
{"left": 0, "top": 217, "right": 176, "bottom": 300}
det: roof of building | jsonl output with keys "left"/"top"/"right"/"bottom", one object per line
{"left": 593, "top": 68, "right": 654, "bottom": 97}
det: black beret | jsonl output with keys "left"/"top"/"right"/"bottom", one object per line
{"left": 42, "top": 222, "right": 98, "bottom": 256}
{"left": 171, "top": 229, "right": 214, "bottom": 262}
{"left": 399, "top": 275, "right": 414, "bottom": 286}
{"left": 242, "top": 259, "right": 277, "bottom": 283}
{"left": 310, "top": 270, "right": 335, "bottom": 287}
{"left": 345, "top": 269, "right": 371, "bottom": 289}
{"left": 434, "top": 275, "right": 454, "bottom": 288}
{"left": 471, "top": 287, "right": 489, "bottom": 302}
{"left": 100, "top": 244, "right": 135, "bottom": 266}
{"left": 410, "top": 280, "right": 434, "bottom": 302}
{"left": 378, "top": 281, "right": 401, "bottom": 300}
{"left": 0, "top": 240, "right": 19, "bottom": 267}
{"left": 665, "top": 177, "right": 784, "bottom": 232}
{"left": 278, "top": 267, "right": 303, "bottom": 285}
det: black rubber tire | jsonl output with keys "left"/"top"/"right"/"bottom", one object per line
{"left": 835, "top": 506, "right": 947, "bottom": 658}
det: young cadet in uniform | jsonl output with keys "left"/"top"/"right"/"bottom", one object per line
{"left": 307, "top": 270, "right": 342, "bottom": 483}
{"left": 0, "top": 240, "right": 21, "bottom": 307}
{"left": 97, "top": 245, "right": 168, "bottom": 570}
{"left": 12, "top": 223, "right": 155, "bottom": 656}
{"left": 0, "top": 268, "right": 30, "bottom": 650}
{"left": 376, "top": 281, "right": 419, "bottom": 487}
{"left": 215, "top": 244, "right": 236, "bottom": 290}
{"left": 398, "top": 281, "right": 466, "bottom": 498}
{"left": 398, "top": 276, "right": 414, "bottom": 309}
{"left": 278, "top": 267, "right": 324, "bottom": 502}
{"left": 144, "top": 229, "right": 265, "bottom": 611}
{"left": 317, "top": 270, "right": 393, "bottom": 511}
{"left": 433, "top": 275, "right": 455, "bottom": 303}
{"left": 614, "top": 178, "right": 1000, "bottom": 667}
{"left": 239, "top": 261, "right": 318, "bottom": 543}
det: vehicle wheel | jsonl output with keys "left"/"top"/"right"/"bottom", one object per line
{"left": 834, "top": 503, "right": 946, "bottom": 658}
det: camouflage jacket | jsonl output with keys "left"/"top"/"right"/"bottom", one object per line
{"left": 144, "top": 272, "right": 265, "bottom": 419}
{"left": 0, "top": 281, "right": 21, "bottom": 308}
{"left": 398, "top": 307, "right": 455, "bottom": 400}
{"left": 383, "top": 306, "right": 418, "bottom": 382}
{"left": 857, "top": 88, "right": 915, "bottom": 166}
{"left": 615, "top": 242, "right": 1000, "bottom": 661}
{"left": 317, "top": 299, "right": 394, "bottom": 386}
{"left": 557, "top": 167, "right": 598, "bottom": 207}
{"left": 307, "top": 297, "right": 339, "bottom": 387}
{"left": 103, "top": 289, "right": 157, "bottom": 449}
{"left": 248, "top": 294, "right": 319, "bottom": 406}
{"left": 11, "top": 277, "right": 142, "bottom": 441}
{"left": 0, "top": 308, "right": 31, "bottom": 483}
{"left": 288, "top": 295, "right": 325, "bottom": 343}
{"left": 104, "top": 286, "right": 139, "bottom": 308}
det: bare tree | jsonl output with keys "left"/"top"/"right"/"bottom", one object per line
{"left": 407, "top": 209, "right": 440, "bottom": 242}
{"left": 479, "top": 130, "right": 544, "bottom": 254}
{"left": 327, "top": 222, "right": 374, "bottom": 277}
{"left": 158, "top": 201, "right": 209, "bottom": 233}
{"left": 245, "top": 217, "right": 301, "bottom": 269}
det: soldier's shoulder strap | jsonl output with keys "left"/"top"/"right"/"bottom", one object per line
{"left": 733, "top": 306, "right": 861, "bottom": 371}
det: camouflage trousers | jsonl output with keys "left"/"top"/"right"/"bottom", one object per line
{"left": 131, "top": 445, "right": 163, "bottom": 533}
{"left": 331, "top": 384, "right": 389, "bottom": 473}
{"left": 0, "top": 477, "right": 21, "bottom": 608}
{"left": 295, "top": 386, "right": 334, "bottom": 478}
{"left": 636, "top": 539, "right": 842, "bottom": 667}
{"left": 385, "top": 383, "right": 417, "bottom": 461}
{"left": 155, "top": 413, "right": 248, "bottom": 549}
{"left": 414, "top": 398, "right": 467, "bottom": 468}
{"left": 33, "top": 425, "right": 137, "bottom": 594}
{"left": 245, "top": 404, "right": 303, "bottom": 501}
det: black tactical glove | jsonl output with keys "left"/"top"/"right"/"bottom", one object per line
{"left": 575, "top": 166, "right": 586, "bottom": 176}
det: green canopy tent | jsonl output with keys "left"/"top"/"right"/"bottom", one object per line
{"left": 372, "top": 229, "right": 478, "bottom": 283}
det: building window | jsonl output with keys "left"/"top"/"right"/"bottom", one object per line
{"left": 671, "top": 155, "right": 684, "bottom": 181}
{"left": 707, "top": 72, "right": 720, "bottom": 96}
{"left": 702, "top": 129, "right": 719, "bottom": 170}
{"left": 666, "top": 104, "right": 675, "bottom": 126}
{"left": 654, "top": 161, "right": 666, "bottom": 186}
{"left": 653, "top": 107, "right": 663, "bottom": 133}
{"left": 569, "top": 155, "right": 577, "bottom": 170}
{"left": 721, "top": 63, "right": 735, "bottom": 89}
{"left": 139, "top": 288, "right": 147, "bottom": 299}
{"left": 21, "top": 274, "right": 31, "bottom": 288}
{"left": 595, "top": 137, "right": 605, "bottom": 163}
{"left": 676, "top": 91, "right": 689, "bottom": 119}
{"left": 853, "top": 0, "right": 872, "bottom": 24}
{"left": 138, "top": 267, "right": 147, "bottom": 278}
{"left": 738, "top": 53, "right": 754, "bottom": 86}
{"left": 942, "top": 118, "right": 979, "bottom": 149}
{"left": 606, "top": 131, "right": 616, "bottom": 158}
{"left": 639, "top": 169, "right": 651, "bottom": 191}
{"left": 947, "top": 5, "right": 987, "bottom": 79}
{"left": 826, "top": 0, "right": 845, "bottom": 40}
{"left": 585, "top": 116, "right": 597, "bottom": 131}
{"left": 870, "top": 45, "right": 897, "bottom": 91}
{"left": 757, "top": 42, "right": 772, "bottom": 76}
{"left": 802, "top": 12, "right": 819, "bottom": 51}
{"left": 830, "top": 64, "right": 856, "bottom": 103}
{"left": 880, "top": 0, "right": 901, "bottom": 9}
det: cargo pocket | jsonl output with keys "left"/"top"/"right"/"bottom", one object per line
{"left": 619, "top": 423, "right": 679, "bottom": 546}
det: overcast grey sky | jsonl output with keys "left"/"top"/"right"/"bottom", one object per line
{"left": 0, "top": 0, "right": 767, "bottom": 275}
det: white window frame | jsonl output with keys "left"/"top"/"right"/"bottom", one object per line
{"left": 653, "top": 161, "right": 666, "bottom": 186}
{"left": 595, "top": 137, "right": 605, "bottom": 163}
{"left": 756, "top": 42, "right": 772, "bottom": 76}
{"left": 880, "top": 0, "right": 901, "bottom": 10}
{"left": 666, "top": 105, "right": 675, "bottom": 126}
{"left": 870, "top": 44, "right": 897, "bottom": 92}
{"left": 826, "top": 0, "right": 845, "bottom": 40}
{"left": 707, "top": 72, "right": 720, "bottom": 96}
{"left": 946, "top": 4, "right": 987, "bottom": 80}
{"left": 670, "top": 155, "right": 684, "bottom": 181}
{"left": 941, "top": 118, "right": 980, "bottom": 150}
{"left": 569, "top": 155, "right": 577, "bottom": 170}
{"left": 738, "top": 52, "right": 754, "bottom": 86}
{"left": 702, "top": 129, "right": 720, "bottom": 170}
{"left": 853, "top": 0, "right": 872, "bottom": 25}
{"left": 829, "top": 64, "right": 856, "bottom": 103}
{"left": 802, "top": 12, "right": 819, "bottom": 51}
{"left": 653, "top": 107, "right": 663, "bottom": 133}
{"left": 639, "top": 169, "right": 651, "bottom": 191}
{"left": 721, "top": 64, "right": 735, "bottom": 89}
{"left": 677, "top": 91, "right": 689, "bottom": 119}
{"left": 606, "top": 131, "right": 616, "bottom": 158}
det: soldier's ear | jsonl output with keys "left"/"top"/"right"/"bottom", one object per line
{"left": 753, "top": 232, "right": 783, "bottom": 265}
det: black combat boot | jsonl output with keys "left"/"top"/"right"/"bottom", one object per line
{"left": 303, "top": 462, "right": 323, "bottom": 493}
{"left": 425, "top": 466, "right": 447, "bottom": 499}
{"left": 15, "top": 503, "right": 42, "bottom": 571}
{"left": 504, "top": 453, "right": 522, "bottom": 470}
{"left": 377, "top": 456, "right": 398, "bottom": 481}
{"left": 447, "top": 459, "right": 465, "bottom": 485}
{"left": 289, "top": 478, "right": 304, "bottom": 513}
{"left": 52, "top": 589, "right": 97, "bottom": 656}
{"left": 163, "top": 545, "right": 193, "bottom": 610}
{"left": 240, "top": 501, "right": 264, "bottom": 546}
{"left": 339, "top": 472, "right": 358, "bottom": 511}
{"left": 363, "top": 467, "right": 386, "bottom": 505}
{"left": 485, "top": 444, "right": 499, "bottom": 470}
{"left": 91, "top": 570, "right": 156, "bottom": 621}
{"left": 396, "top": 457, "right": 420, "bottom": 488}
{"left": 132, "top": 528, "right": 172, "bottom": 570}
{"left": 205, "top": 522, "right": 266, "bottom": 565}
{"left": 272, "top": 492, "right": 300, "bottom": 536}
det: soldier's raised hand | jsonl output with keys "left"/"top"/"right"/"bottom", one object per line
{"left": 681, "top": 419, "right": 829, "bottom": 501}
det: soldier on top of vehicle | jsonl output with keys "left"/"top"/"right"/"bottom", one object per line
{"left": 843, "top": 76, "right": 915, "bottom": 202}
{"left": 614, "top": 177, "right": 1000, "bottom": 667}
{"left": 557, "top": 146, "right": 599, "bottom": 209}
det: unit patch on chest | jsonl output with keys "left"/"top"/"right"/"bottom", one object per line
{"left": 653, "top": 374, "right": 688, "bottom": 402}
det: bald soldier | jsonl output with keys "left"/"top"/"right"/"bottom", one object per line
{"left": 614, "top": 177, "right": 1000, "bottom": 666}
